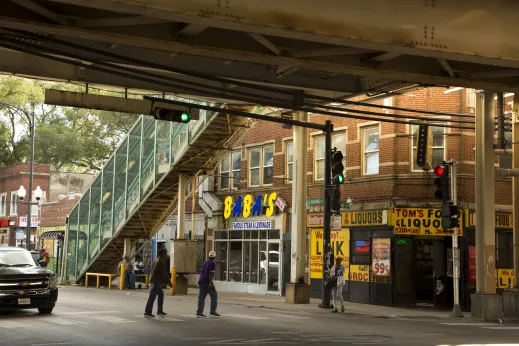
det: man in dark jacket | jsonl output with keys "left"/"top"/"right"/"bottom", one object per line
{"left": 144, "top": 248, "right": 169, "bottom": 317}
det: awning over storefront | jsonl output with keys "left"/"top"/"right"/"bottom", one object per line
{"left": 40, "top": 231, "right": 65, "bottom": 239}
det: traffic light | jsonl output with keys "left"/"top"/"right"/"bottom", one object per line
{"left": 330, "top": 188, "right": 341, "bottom": 214}
{"left": 331, "top": 150, "right": 345, "bottom": 185}
{"left": 153, "top": 108, "right": 193, "bottom": 123}
{"left": 449, "top": 205, "right": 460, "bottom": 229}
{"left": 433, "top": 164, "right": 450, "bottom": 202}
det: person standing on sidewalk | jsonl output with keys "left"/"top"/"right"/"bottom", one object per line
{"left": 330, "top": 257, "right": 346, "bottom": 313}
{"left": 144, "top": 248, "right": 169, "bottom": 317}
{"left": 196, "top": 251, "right": 220, "bottom": 318}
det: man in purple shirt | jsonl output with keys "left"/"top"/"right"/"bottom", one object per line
{"left": 196, "top": 251, "right": 220, "bottom": 317}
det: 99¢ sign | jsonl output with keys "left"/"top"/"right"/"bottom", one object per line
{"left": 372, "top": 238, "right": 391, "bottom": 277}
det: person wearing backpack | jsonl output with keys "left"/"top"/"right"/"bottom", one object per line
{"left": 329, "top": 257, "right": 346, "bottom": 313}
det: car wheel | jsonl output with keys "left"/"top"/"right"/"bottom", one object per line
{"left": 38, "top": 307, "right": 53, "bottom": 314}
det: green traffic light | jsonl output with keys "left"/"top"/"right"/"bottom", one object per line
{"left": 337, "top": 173, "right": 345, "bottom": 184}
{"left": 180, "top": 112, "right": 190, "bottom": 122}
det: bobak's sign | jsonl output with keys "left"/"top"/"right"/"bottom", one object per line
{"left": 307, "top": 211, "right": 387, "bottom": 228}
{"left": 465, "top": 210, "right": 513, "bottom": 229}
{"left": 223, "top": 192, "right": 280, "bottom": 219}
{"left": 390, "top": 208, "right": 463, "bottom": 236}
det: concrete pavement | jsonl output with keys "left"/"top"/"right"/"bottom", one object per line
{"left": 0, "top": 286, "right": 518, "bottom": 346}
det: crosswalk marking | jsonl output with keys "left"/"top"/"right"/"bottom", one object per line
{"left": 0, "top": 321, "right": 26, "bottom": 329}
{"left": 439, "top": 322, "right": 497, "bottom": 326}
{"left": 58, "top": 311, "right": 119, "bottom": 315}
{"left": 91, "top": 316, "right": 136, "bottom": 324}
{"left": 482, "top": 326, "right": 519, "bottom": 330}
{"left": 224, "top": 314, "right": 268, "bottom": 320}
{"left": 38, "top": 318, "right": 83, "bottom": 326}
{"left": 271, "top": 313, "right": 308, "bottom": 319}
{"left": 134, "top": 315, "right": 183, "bottom": 322}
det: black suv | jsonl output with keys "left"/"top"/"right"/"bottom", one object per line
{"left": 0, "top": 247, "right": 58, "bottom": 314}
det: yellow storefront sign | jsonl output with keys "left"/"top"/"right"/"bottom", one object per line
{"left": 389, "top": 208, "right": 463, "bottom": 236}
{"left": 497, "top": 269, "right": 515, "bottom": 289}
{"left": 349, "top": 265, "right": 369, "bottom": 282}
{"left": 310, "top": 228, "right": 350, "bottom": 279}
{"left": 307, "top": 211, "right": 387, "bottom": 228}
{"left": 465, "top": 210, "right": 513, "bottom": 229}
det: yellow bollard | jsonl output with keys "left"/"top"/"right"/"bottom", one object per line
{"left": 120, "top": 263, "right": 125, "bottom": 291}
{"left": 170, "top": 266, "right": 176, "bottom": 296}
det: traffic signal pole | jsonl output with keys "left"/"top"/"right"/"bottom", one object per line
{"left": 449, "top": 159, "right": 463, "bottom": 318}
{"left": 320, "top": 120, "right": 333, "bottom": 308}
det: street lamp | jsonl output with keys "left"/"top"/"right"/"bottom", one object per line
{"left": 0, "top": 101, "right": 36, "bottom": 249}
{"left": 18, "top": 185, "right": 43, "bottom": 250}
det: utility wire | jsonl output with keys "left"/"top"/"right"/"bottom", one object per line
{"left": 0, "top": 33, "right": 474, "bottom": 130}
{"left": 1, "top": 28, "right": 474, "bottom": 118}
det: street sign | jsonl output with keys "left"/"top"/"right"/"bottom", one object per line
{"left": 15, "top": 229, "right": 25, "bottom": 240}
{"left": 340, "top": 202, "right": 350, "bottom": 209}
{"left": 306, "top": 198, "right": 324, "bottom": 206}
{"left": 331, "top": 215, "right": 342, "bottom": 230}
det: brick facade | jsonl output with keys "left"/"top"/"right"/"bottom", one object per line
{"left": 0, "top": 163, "right": 51, "bottom": 246}
{"left": 202, "top": 87, "right": 511, "bottom": 210}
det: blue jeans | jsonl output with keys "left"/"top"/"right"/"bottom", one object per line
{"left": 145, "top": 283, "right": 164, "bottom": 314}
{"left": 125, "top": 270, "right": 135, "bottom": 289}
{"left": 197, "top": 284, "right": 217, "bottom": 314}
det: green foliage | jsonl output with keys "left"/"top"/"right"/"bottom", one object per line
{"left": 0, "top": 76, "right": 139, "bottom": 171}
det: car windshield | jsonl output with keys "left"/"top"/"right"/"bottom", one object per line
{"left": 0, "top": 250, "right": 37, "bottom": 267}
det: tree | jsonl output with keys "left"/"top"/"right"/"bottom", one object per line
{"left": 0, "top": 76, "right": 139, "bottom": 172}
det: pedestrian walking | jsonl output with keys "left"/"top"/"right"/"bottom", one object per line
{"left": 330, "top": 257, "right": 346, "bottom": 313}
{"left": 196, "top": 251, "right": 220, "bottom": 318}
{"left": 144, "top": 248, "right": 169, "bottom": 317}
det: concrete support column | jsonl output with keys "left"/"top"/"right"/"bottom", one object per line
{"left": 472, "top": 91, "right": 502, "bottom": 321}
{"left": 513, "top": 94, "right": 519, "bottom": 290}
{"left": 286, "top": 111, "right": 310, "bottom": 304}
{"left": 177, "top": 173, "right": 186, "bottom": 240}
{"left": 123, "top": 237, "right": 134, "bottom": 258}
{"left": 503, "top": 94, "right": 519, "bottom": 318}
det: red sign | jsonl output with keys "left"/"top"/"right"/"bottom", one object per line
{"left": 468, "top": 246, "right": 476, "bottom": 283}
{"left": 0, "top": 220, "right": 8, "bottom": 227}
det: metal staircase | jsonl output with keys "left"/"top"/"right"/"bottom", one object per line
{"left": 63, "top": 103, "right": 250, "bottom": 282}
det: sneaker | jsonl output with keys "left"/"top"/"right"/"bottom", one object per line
{"left": 144, "top": 313, "right": 155, "bottom": 318}
{"left": 341, "top": 306, "right": 345, "bottom": 312}
{"left": 196, "top": 313, "right": 206, "bottom": 318}
{"left": 157, "top": 311, "right": 167, "bottom": 316}
{"left": 331, "top": 309, "right": 338, "bottom": 313}
{"left": 210, "top": 312, "right": 221, "bottom": 317}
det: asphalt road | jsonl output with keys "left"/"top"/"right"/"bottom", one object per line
{"left": 1, "top": 287, "right": 519, "bottom": 346}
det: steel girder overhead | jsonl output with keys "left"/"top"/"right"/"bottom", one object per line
{"left": 2, "top": 1, "right": 519, "bottom": 100}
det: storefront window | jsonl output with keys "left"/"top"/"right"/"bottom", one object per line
{"left": 496, "top": 231, "right": 513, "bottom": 268}
{"left": 229, "top": 241, "right": 243, "bottom": 282}
{"left": 250, "top": 241, "right": 259, "bottom": 284}
{"left": 269, "top": 230, "right": 280, "bottom": 239}
{"left": 243, "top": 241, "right": 250, "bottom": 283}
{"left": 215, "top": 230, "right": 228, "bottom": 240}
{"left": 259, "top": 241, "right": 267, "bottom": 284}
{"left": 215, "top": 242, "right": 228, "bottom": 281}
{"left": 350, "top": 231, "right": 371, "bottom": 265}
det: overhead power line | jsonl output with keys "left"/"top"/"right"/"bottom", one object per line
{"left": 0, "top": 29, "right": 475, "bottom": 130}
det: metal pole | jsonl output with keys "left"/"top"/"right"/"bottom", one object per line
{"left": 26, "top": 110, "right": 35, "bottom": 250}
{"left": 475, "top": 91, "right": 485, "bottom": 293}
{"left": 320, "top": 120, "right": 333, "bottom": 308}
{"left": 450, "top": 159, "right": 462, "bottom": 318}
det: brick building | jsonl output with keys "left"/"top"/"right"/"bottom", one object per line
{"left": 0, "top": 163, "right": 50, "bottom": 247}
{"left": 195, "top": 87, "right": 514, "bottom": 308}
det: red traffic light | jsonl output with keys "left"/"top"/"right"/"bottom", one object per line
{"left": 433, "top": 165, "right": 444, "bottom": 176}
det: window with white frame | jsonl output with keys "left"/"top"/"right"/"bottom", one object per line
{"left": 286, "top": 141, "right": 293, "bottom": 183}
{"left": 10, "top": 191, "right": 18, "bottom": 216}
{"left": 232, "top": 151, "right": 241, "bottom": 189}
{"left": 314, "top": 132, "right": 347, "bottom": 180}
{"left": 0, "top": 193, "right": 6, "bottom": 217}
{"left": 249, "top": 145, "right": 274, "bottom": 187}
{"left": 411, "top": 125, "right": 445, "bottom": 171}
{"left": 363, "top": 126, "right": 379, "bottom": 175}
{"left": 219, "top": 151, "right": 241, "bottom": 190}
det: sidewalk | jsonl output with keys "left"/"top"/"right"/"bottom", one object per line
{"left": 73, "top": 284, "right": 461, "bottom": 320}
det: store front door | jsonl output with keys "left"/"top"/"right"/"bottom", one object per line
{"left": 266, "top": 241, "right": 281, "bottom": 295}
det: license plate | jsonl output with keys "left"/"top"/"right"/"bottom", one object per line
{"left": 18, "top": 298, "right": 30, "bottom": 305}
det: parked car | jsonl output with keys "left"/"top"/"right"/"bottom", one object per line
{"left": 0, "top": 247, "right": 58, "bottom": 314}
